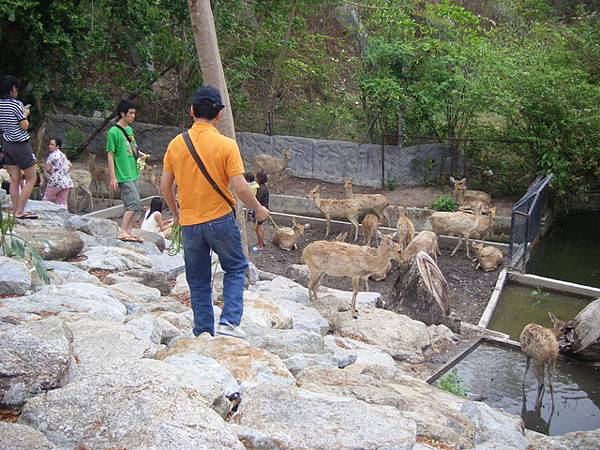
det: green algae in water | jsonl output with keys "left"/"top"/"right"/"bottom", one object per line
{"left": 436, "top": 343, "right": 600, "bottom": 436}
{"left": 489, "top": 284, "right": 591, "bottom": 341}
{"left": 527, "top": 211, "right": 600, "bottom": 288}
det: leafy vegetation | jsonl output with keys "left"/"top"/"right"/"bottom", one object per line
{"left": 439, "top": 368, "right": 469, "bottom": 398}
{"left": 2, "top": 0, "right": 598, "bottom": 201}
{"left": 432, "top": 195, "right": 458, "bottom": 212}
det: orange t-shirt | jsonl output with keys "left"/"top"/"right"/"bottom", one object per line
{"left": 163, "top": 122, "right": 245, "bottom": 226}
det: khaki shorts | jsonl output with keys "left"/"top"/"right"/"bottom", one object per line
{"left": 118, "top": 181, "right": 142, "bottom": 212}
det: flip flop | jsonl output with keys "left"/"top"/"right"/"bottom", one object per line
{"left": 118, "top": 235, "right": 142, "bottom": 243}
{"left": 15, "top": 212, "right": 38, "bottom": 220}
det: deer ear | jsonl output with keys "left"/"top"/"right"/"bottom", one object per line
{"left": 461, "top": 178, "right": 467, "bottom": 183}
{"left": 450, "top": 176, "right": 456, "bottom": 183}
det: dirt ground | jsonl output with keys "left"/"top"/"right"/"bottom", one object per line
{"left": 247, "top": 216, "right": 502, "bottom": 326}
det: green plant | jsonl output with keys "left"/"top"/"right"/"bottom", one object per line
{"left": 528, "top": 288, "right": 550, "bottom": 306}
{"left": 63, "top": 127, "right": 87, "bottom": 160}
{"left": 432, "top": 195, "right": 457, "bottom": 212}
{"left": 0, "top": 209, "right": 50, "bottom": 284}
{"left": 385, "top": 178, "right": 400, "bottom": 191}
{"left": 439, "top": 368, "right": 469, "bottom": 398}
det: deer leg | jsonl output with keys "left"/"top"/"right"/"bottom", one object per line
{"left": 307, "top": 271, "right": 323, "bottom": 302}
{"left": 325, "top": 215, "right": 331, "bottom": 237}
{"left": 465, "top": 236, "right": 472, "bottom": 259}
{"left": 350, "top": 217, "right": 359, "bottom": 242}
{"left": 351, "top": 276, "right": 359, "bottom": 319}
{"left": 451, "top": 236, "right": 463, "bottom": 256}
{"left": 522, "top": 356, "right": 531, "bottom": 386}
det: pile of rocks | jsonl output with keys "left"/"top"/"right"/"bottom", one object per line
{"left": 1, "top": 200, "right": 598, "bottom": 449}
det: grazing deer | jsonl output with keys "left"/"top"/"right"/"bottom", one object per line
{"left": 301, "top": 235, "right": 403, "bottom": 318}
{"left": 400, "top": 230, "right": 440, "bottom": 263}
{"left": 87, "top": 153, "right": 112, "bottom": 203}
{"left": 69, "top": 169, "right": 93, "bottom": 213}
{"left": 429, "top": 205, "right": 495, "bottom": 258}
{"left": 472, "top": 242, "right": 504, "bottom": 271}
{"left": 450, "top": 177, "right": 492, "bottom": 210}
{"left": 252, "top": 148, "right": 292, "bottom": 192}
{"left": 272, "top": 220, "right": 308, "bottom": 251}
{"left": 395, "top": 206, "right": 415, "bottom": 250}
{"left": 343, "top": 178, "right": 390, "bottom": 225}
{"left": 520, "top": 313, "right": 563, "bottom": 406}
{"left": 142, "top": 164, "right": 161, "bottom": 195}
{"left": 362, "top": 213, "right": 381, "bottom": 247}
{"left": 308, "top": 185, "right": 360, "bottom": 242}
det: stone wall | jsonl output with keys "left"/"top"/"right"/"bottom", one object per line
{"left": 47, "top": 114, "right": 463, "bottom": 188}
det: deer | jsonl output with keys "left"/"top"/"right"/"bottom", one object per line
{"left": 362, "top": 213, "right": 381, "bottom": 247}
{"left": 69, "top": 169, "right": 93, "bottom": 213}
{"left": 520, "top": 312, "right": 563, "bottom": 407}
{"left": 272, "top": 219, "right": 308, "bottom": 251}
{"left": 142, "top": 164, "right": 161, "bottom": 195}
{"left": 428, "top": 205, "right": 495, "bottom": 259}
{"left": 343, "top": 178, "right": 391, "bottom": 226}
{"left": 395, "top": 206, "right": 415, "bottom": 250}
{"left": 301, "top": 235, "right": 403, "bottom": 318}
{"left": 87, "top": 153, "right": 112, "bottom": 204}
{"left": 472, "top": 242, "right": 504, "bottom": 272}
{"left": 400, "top": 230, "right": 440, "bottom": 263}
{"left": 308, "top": 185, "right": 360, "bottom": 242}
{"left": 252, "top": 148, "right": 292, "bottom": 192}
{"left": 450, "top": 177, "right": 492, "bottom": 210}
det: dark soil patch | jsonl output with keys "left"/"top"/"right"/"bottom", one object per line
{"left": 248, "top": 218, "right": 502, "bottom": 325}
{"left": 89, "top": 269, "right": 114, "bottom": 284}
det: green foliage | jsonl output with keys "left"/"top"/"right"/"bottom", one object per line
{"left": 0, "top": 209, "right": 50, "bottom": 284}
{"left": 432, "top": 195, "right": 458, "bottom": 212}
{"left": 528, "top": 288, "right": 550, "bottom": 306}
{"left": 439, "top": 368, "right": 469, "bottom": 397}
{"left": 63, "top": 127, "right": 87, "bottom": 160}
{"left": 384, "top": 178, "right": 399, "bottom": 191}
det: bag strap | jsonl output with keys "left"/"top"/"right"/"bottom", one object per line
{"left": 182, "top": 130, "right": 236, "bottom": 218}
{"left": 113, "top": 124, "right": 139, "bottom": 159}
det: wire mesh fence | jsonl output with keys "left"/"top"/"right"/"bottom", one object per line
{"left": 508, "top": 173, "right": 554, "bottom": 272}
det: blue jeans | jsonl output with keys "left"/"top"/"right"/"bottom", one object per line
{"left": 182, "top": 213, "right": 248, "bottom": 336}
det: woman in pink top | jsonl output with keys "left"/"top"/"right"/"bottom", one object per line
{"left": 43, "top": 138, "right": 73, "bottom": 207}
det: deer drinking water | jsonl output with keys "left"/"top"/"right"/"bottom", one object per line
{"left": 301, "top": 235, "right": 403, "bottom": 318}
{"left": 308, "top": 185, "right": 360, "bottom": 242}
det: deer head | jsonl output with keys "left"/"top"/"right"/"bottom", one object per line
{"left": 450, "top": 176, "right": 467, "bottom": 191}
{"left": 308, "top": 185, "right": 321, "bottom": 200}
{"left": 87, "top": 153, "right": 97, "bottom": 163}
{"left": 548, "top": 312, "right": 566, "bottom": 336}
{"left": 343, "top": 178, "right": 353, "bottom": 191}
{"left": 283, "top": 148, "right": 292, "bottom": 163}
{"left": 395, "top": 205, "right": 406, "bottom": 219}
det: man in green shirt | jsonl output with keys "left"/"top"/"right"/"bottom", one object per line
{"left": 106, "top": 99, "right": 147, "bottom": 242}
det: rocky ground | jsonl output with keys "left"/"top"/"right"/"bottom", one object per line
{"left": 0, "top": 196, "right": 598, "bottom": 449}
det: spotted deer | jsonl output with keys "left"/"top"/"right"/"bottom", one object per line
{"left": 308, "top": 185, "right": 360, "bottom": 242}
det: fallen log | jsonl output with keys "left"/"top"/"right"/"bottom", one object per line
{"left": 557, "top": 298, "right": 600, "bottom": 360}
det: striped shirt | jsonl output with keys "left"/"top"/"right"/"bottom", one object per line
{"left": 0, "top": 98, "right": 29, "bottom": 142}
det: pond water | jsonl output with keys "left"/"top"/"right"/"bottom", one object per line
{"left": 489, "top": 284, "right": 591, "bottom": 341}
{"left": 527, "top": 211, "right": 600, "bottom": 288}
{"left": 437, "top": 343, "right": 600, "bottom": 435}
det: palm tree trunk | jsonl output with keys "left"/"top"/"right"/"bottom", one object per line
{"left": 188, "top": 0, "right": 248, "bottom": 256}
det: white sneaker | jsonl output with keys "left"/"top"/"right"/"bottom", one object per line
{"left": 216, "top": 322, "right": 246, "bottom": 339}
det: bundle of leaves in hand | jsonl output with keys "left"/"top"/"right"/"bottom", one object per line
{"left": 136, "top": 154, "right": 149, "bottom": 172}
{"left": 167, "top": 225, "right": 182, "bottom": 255}
{"left": 432, "top": 195, "right": 457, "bottom": 212}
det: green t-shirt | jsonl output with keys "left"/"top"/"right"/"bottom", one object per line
{"left": 106, "top": 125, "right": 139, "bottom": 183}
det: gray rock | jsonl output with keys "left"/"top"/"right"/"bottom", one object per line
{"left": 0, "top": 256, "right": 31, "bottom": 295}
{"left": 460, "top": 401, "right": 527, "bottom": 449}
{"left": 243, "top": 292, "right": 293, "bottom": 330}
{"left": 20, "top": 359, "right": 245, "bottom": 450}
{"left": 77, "top": 231, "right": 162, "bottom": 254}
{"left": 13, "top": 224, "right": 84, "bottom": 260}
{"left": 0, "top": 282, "right": 126, "bottom": 322}
{"left": 247, "top": 261, "right": 260, "bottom": 285}
{"left": 0, "top": 318, "right": 72, "bottom": 407}
{"left": 109, "top": 281, "right": 162, "bottom": 303}
{"left": 283, "top": 353, "right": 339, "bottom": 374}
{"left": 277, "top": 298, "right": 329, "bottom": 335}
{"left": 104, "top": 269, "right": 172, "bottom": 295}
{"left": 125, "top": 313, "right": 182, "bottom": 347}
{"left": 529, "top": 429, "right": 600, "bottom": 450}
{"left": 67, "top": 215, "right": 118, "bottom": 238}
{"left": 18, "top": 200, "right": 72, "bottom": 224}
{"left": 230, "top": 383, "right": 416, "bottom": 449}
{"left": 46, "top": 260, "right": 100, "bottom": 285}
{"left": 79, "top": 246, "right": 153, "bottom": 271}
{"left": 324, "top": 335, "right": 397, "bottom": 369}
{"left": 248, "top": 328, "right": 326, "bottom": 359}
{"left": 133, "top": 228, "right": 166, "bottom": 251}
{"left": 0, "top": 422, "right": 56, "bottom": 450}
{"left": 149, "top": 252, "right": 185, "bottom": 279}
{"left": 284, "top": 263, "right": 310, "bottom": 284}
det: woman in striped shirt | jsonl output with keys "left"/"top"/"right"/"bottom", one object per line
{"left": 0, "top": 75, "right": 38, "bottom": 219}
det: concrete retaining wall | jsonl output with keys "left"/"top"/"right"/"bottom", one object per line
{"left": 47, "top": 114, "right": 464, "bottom": 188}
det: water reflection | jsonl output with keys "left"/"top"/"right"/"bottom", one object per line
{"left": 438, "top": 344, "right": 600, "bottom": 435}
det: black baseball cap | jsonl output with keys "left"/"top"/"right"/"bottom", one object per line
{"left": 193, "top": 85, "right": 225, "bottom": 110}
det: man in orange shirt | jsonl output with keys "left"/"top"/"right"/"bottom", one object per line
{"left": 161, "top": 85, "right": 269, "bottom": 339}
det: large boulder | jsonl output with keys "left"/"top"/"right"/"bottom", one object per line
{"left": 529, "top": 429, "right": 600, "bottom": 450}
{"left": 247, "top": 328, "right": 326, "bottom": 360}
{"left": 77, "top": 231, "right": 162, "bottom": 255}
{"left": 0, "top": 422, "right": 56, "bottom": 450}
{"left": 460, "top": 402, "right": 527, "bottom": 449}
{"left": 0, "top": 318, "right": 72, "bottom": 407}
{"left": 105, "top": 268, "right": 172, "bottom": 295}
{"left": 108, "top": 281, "right": 162, "bottom": 304}
{"left": 0, "top": 256, "right": 31, "bottom": 296}
{"left": 149, "top": 252, "right": 186, "bottom": 279}
{"left": 0, "top": 282, "right": 126, "bottom": 322}
{"left": 124, "top": 313, "right": 182, "bottom": 347}
{"left": 158, "top": 336, "right": 295, "bottom": 388}
{"left": 46, "top": 260, "right": 100, "bottom": 285}
{"left": 324, "top": 335, "right": 397, "bottom": 369}
{"left": 242, "top": 292, "right": 293, "bottom": 330}
{"left": 133, "top": 228, "right": 166, "bottom": 251}
{"left": 13, "top": 224, "right": 84, "bottom": 260}
{"left": 20, "top": 359, "right": 244, "bottom": 450}
{"left": 230, "top": 383, "right": 416, "bottom": 449}
{"left": 67, "top": 215, "right": 118, "bottom": 238}
{"left": 78, "top": 246, "right": 153, "bottom": 271}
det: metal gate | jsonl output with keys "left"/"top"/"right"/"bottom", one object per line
{"left": 508, "top": 173, "right": 554, "bottom": 271}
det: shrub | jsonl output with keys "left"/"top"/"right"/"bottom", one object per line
{"left": 432, "top": 195, "right": 457, "bottom": 212}
{"left": 63, "top": 126, "right": 87, "bottom": 160}
{"left": 439, "top": 368, "right": 469, "bottom": 398}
